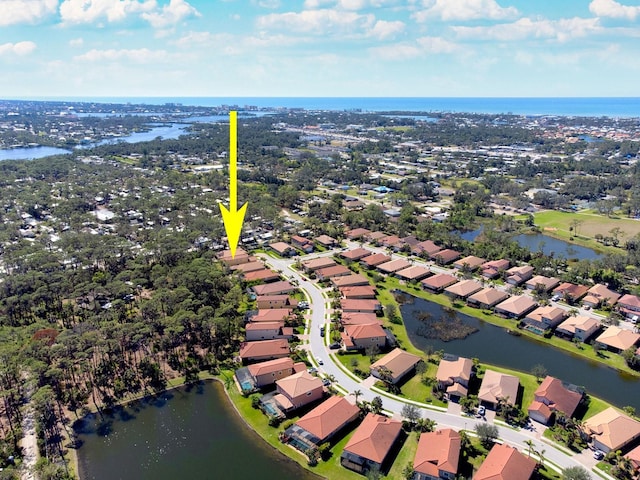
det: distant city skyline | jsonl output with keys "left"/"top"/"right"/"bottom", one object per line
{"left": 1, "top": 0, "right": 640, "bottom": 98}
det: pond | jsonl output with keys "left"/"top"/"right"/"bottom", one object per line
{"left": 75, "top": 381, "right": 320, "bottom": 480}
{"left": 512, "top": 233, "right": 602, "bottom": 260}
{"left": 400, "top": 295, "right": 640, "bottom": 410}
{"left": 0, "top": 145, "right": 72, "bottom": 161}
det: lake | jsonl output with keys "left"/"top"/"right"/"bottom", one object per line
{"left": 75, "top": 381, "right": 320, "bottom": 480}
{"left": 1, "top": 124, "right": 190, "bottom": 161}
{"left": 400, "top": 295, "right": 640, "bottom": 410}
{"left": 513, "top": 233, "right": 602, "bottom": 260}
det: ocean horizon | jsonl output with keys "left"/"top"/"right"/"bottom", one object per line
{"left": 10, "top": 96, "right": 640, "bottom": 118}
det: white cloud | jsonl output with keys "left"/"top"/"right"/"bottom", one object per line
{"left": 0, "top": 41, "right": 37, "bottom": 56}
{"left": 589, "top": 0, "right": 640, "bottom": 20}
{"left": 74, "top": 48, "right": 170, "bottom": 63}
{"left": 304, "top": 0, "right": 399, "bottom": 10}
{"left": 0, "top": 0, "right": 57, "bottom": 26}
{"left": 453, "top": 17, "right": 602, "bottom": 42}
{"left": 370, "top": 35, "right": 458, "bottom": 59}
{"left": 257, "top": 9, "right": 375, "bottom": 35}
{"left": 69, "top": 37, "right": 84, "bottom": 47}
{"left": 141, "top": 0, "right": 200, "bottom": 28}
{"left": 59, "top": 0, "right": 156, "bottom": 24}
{"left": 414, "top": 0, "right": 519, "bottom": 22}
{"left": 369, "top": 20, "right": 405, "bottom": 39}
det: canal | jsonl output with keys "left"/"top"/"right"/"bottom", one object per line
{"left": 75, "top": 381, "right": 320, "bottom": 480}
{"left": 400, "top": 295, "right": 640, "bottom": 410}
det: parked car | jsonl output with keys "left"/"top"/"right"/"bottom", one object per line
{"left": 593, "top": 450, "right": 605, "bottom": 460}
{"left": 317, "top": 358, "right": 324, "bottom": 365}
{"left": 322, "top": 378, "right": 331, "bottom": 386}
{"left": 329, "top": 342, "right": 341, "bottom": 350}
{"left": 477, "top": 406, "right": 486, "bottom": 417}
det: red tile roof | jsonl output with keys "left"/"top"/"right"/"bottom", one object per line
{"left": 474, "top": 444, "right": 536, "bottom": 480}
{"left": 414, "top": 429, "right": 461, "bottom": 477}
{"left": 343, "top": 413, "right": 402, "bottom": 464}
{"left": 295, "top": 396, "right": 359, "bottom": 442}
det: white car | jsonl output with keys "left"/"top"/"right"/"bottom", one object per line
{"left": 317, "top": 358, "right": 324, "bottom": 365}
{"left": 593, "top": 450, "right": 605, "bottom": 460}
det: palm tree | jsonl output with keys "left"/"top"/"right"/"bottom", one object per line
{"left": 524, "top": 439, "right": 535, "bottom": 458}
{"left": 353, "top": 389, "right": 362, "bottom": 405}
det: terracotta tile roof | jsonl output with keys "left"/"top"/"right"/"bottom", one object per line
{"left": 414, "top": 429, "right": 461, "bottom": 477}
{"left": 366, "top": 231, "right": 388, "bottom": 241}
{"left": 584, "top": 407, "right": 640, "bottom": 451}
{"left": 495, "top": 295, "right": 537, "bottom": 317}
{"left": 345, "top": 322, "right": 386, "bottom": 340}
{"left": 341, "top": 247, "right": 372, "bottom": 260}
{"left": 436, "top": 356, "right": 473, "bottom": 385}
{"left": 245, "top": 321, "right": 284, "bottom": 331}
{"left": 553, "top": 282, "right": 589, "bottom": 301}
{"left": 596, "top": 326, "right": 640, "bottom": 351}
{"left": 453, "top": 255, "right": 486, "bottom": 269}
{"left": 343, "top": 413, "right": 402, "bottom": 464}
{"left": 252, "top": 281, "right": 295, "bottom": 296}
{"left": 467, "top": 288, "right": 509, "bottom": 307}
{"left": 243, "top": 269, "right": 280, "bottom": 282}
{"left": 478, "top": 370, "right": 519, "bottom": 406}
{"left": 332, "top": 273, "right": 370, "bottom": 287}
{"left": 231, "top": 261, "right": 266, "bottom": 273}
{"left": 528, "top": 400, "right": 553, "bottom": 423}
{"left": 431, "top": 248, "right": 460, "bottom": 264}
{"left": 481, "top": 259, "right": 510, "bottom": 275}
{"left": 618, "top": 293, "right": 640, "bottom": 310}
{"left": 346, "top": 228, "right": 370, "bottom": 239}
{"left": 474, "top": 444, "right": 536, "bottom": 480}
{"left": 219, "top": 248, "right": 250, "bottom": 265}
{"left": 247, "top": 357, "right": 294, "bottom": 377}
{"left": 586, "top": 284, "right": 621, "bottom": 305}
{"left": 556, "top": 315, "right": 599, "bottom": 335}
{"left": 625, "top": 444, "right": 640, "bottom": 470}
{"left": 251, "top": 309, "right": 293, "bottom": 322}
{"left": 377, "top": 258, "right": 412, "bottom": 273}
{"left": 295, "top": 396, "right": 360, "bottom": 442}
{"left": 340, "top": 299, "right": 381, "bottom": 312}
{"left": 315, "top": 234, "right": 337, "bottom": 246}
{"left": 361, "top": 253, "right": 391, "bottom": 267}
{"left": 413, "top": 240, "right": 441, "bottom": 256}
{"left": 525, "top": 305, "right": 566, "bottom": 325}
{"left": 316, "top": 265, "right": 352, "bottom": 278}
{"left": 341, "top": 313, "right": 382, "bottom": 326}
{"left": 302, "top": 257, "right": 336, "bottom": 271}
{"left": 525, "top": 275, "right": 560, "bottom": 292}
{"left": 370, "top": 348, "right": 422, "bottom": 380}
{"left": 270, "top": 241, "right": 294, "bottom": 255}
{"left": 395, "top": 265, "right": 431, "bottom": 281}
{"left": 421, "top": 273, "right": 457, "bottom": 290}
{"left": 533, "top": 376, "right": 583, "bottom": 417}
{"left": 340, "top": 285, "right": 377, "bottom": 299}
{"left": 444, "top": 279, "right": 483, "bottom": 298}
{"left": 239, "top": 339, "right": 290, "bottom": 360}
{"left": 276, "top": 370, "right": 323, "bottom": 398}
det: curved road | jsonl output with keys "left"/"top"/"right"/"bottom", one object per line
{"left": 259, "top": 252, "right": 610, "bottom": 478}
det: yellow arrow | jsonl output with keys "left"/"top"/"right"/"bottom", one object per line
{"left": 219, "top": 111, "right": 248, "bottom": 258}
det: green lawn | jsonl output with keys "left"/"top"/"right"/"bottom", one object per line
{"left": 386, "top": 431, "right": 418, "bottom": 479}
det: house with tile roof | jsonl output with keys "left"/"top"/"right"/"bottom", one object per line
{"left": 453, "top": 255, "right": 486, "bottom": 271}
{"left": 231, "top": 261, "right": 266, "bottom": 273}
{"left": 523, "top": 306, "right": 567, "bottom": 332}
{"left": 249, "top": 309, "right": 294, "bottom": 323}
{"left": 474, "top": 444, "right": 536, "bottom": 480}
{"left": 341, "top": 299, "right": 382, "bottom": 313}
{"left": 494, "top": 295, "right": 537, "bottom": 319}
{"left": 583, "top": 407, "right": 640, "bottom": 453}
{"left": 340, "top": 285, "right": 377, "bottom": 299}
{"left": 422, "top": 273, "right": 458, "bottom": 293}
{"left": 284, "top": 396, "right": 360, "bottom": 454}
{"left": 625, "top": 444, "right": 640, "bottom": 472}
{"left": 239, "top": 339, "right": 290, "bottom": 364}
{"left": 256, "top": 295, "right": 298, "bottom": 309}
{"left": 595, "top": 326, "right": 640, "bottom": 353}
{"left": 269, "top": 241, "right": 297, "bottom": 257}
{"left": 341, "top": 413, "right": 403, "bottom": 474}
{"left": 290, "top": 234, "right": 314, "bottom": 253}
{"left": 370, "top": 348, "right": 422, "bottom": 384}
{"left": 412, "top": 240, "right": 441, "bottom": 257}
{"left": 346, "top": 228, "right": 371, "bottom": 240}
{"left": 412, "top": 429, "right": 461, "bottom": 480}
{"left": 481, "top": 259, "right": 510, "bottom": 279}
{"left": 273, "top": 370, "right": 324, "bottom": 413}
{"left": 396, "top": 265, "right": 432, "bottom": 282}
{"left": 341, "top": 247, "right": 372, "bottom": 261}
{"left": 527, "top": 376, "right": 584, "bottom": 425}
{"left": 315, "top": 234, "right": 337, "bottom": 248}
{"left": 478, "top": 370, "right": 520, "bottom": 409}
{"left": 444, "top": 279, "right": 484, "bottom": 300}
{"left": 555, "top": 315, "right": 600, "bottom": 342}
{"left": 302, "top": 257, "right": 336, "bottom": 272}
{"left": 234, "top": 357, "right": 304, "bottom": 393}
{"left": 467, "top": 288, "right": 509, "bottom": 310}
{"left": 245, "top": 321, "right": 293, "bottom": 341}
{"left": 377, "top": 258, "right": 412, "bottom": 274}
{"left": 552, "top": 282, "right": 589, "bottom": 304}
{"left": 359, "top": 253, "right": 390, "bottom": 269}
{"left": 252, "top": 281, "right": 295, "bottom": 296}
{"left": 617, "top": 293, "right": 640, "bottom": 321}
{"left": 316, "top": 264, "right": 352, "bottom": 281}
{"left": 341, "top": 323, "right": 387, "bottom": 351}
{"left": 243, "top": 268, "right": 281, "bottom": 283}
{"left": 436, "top": 355, "right": 473, "bottom": 401}
{"left": 582, "top": 283, "right": 621, "bottom": 308}
{"left": 505, "top": 265, "right": 534, "bottom": 286}
{"left": 341, "top": 312, "right": 383, "bottom": 326}
{"left": 218, "top": 248, "right": 251, "bottom": 266}
{"left": 332, "top": 273, "right": 371, "bottom": 288}
{"left": 431, "top": 248, "right": 461, "bottom": 265}
{"left": 525, "top": 275, "right": 560, "bottom": 293}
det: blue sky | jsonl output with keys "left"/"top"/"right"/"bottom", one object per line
{"left": 1, "top": 0, "right": 640, "bottom": 98}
